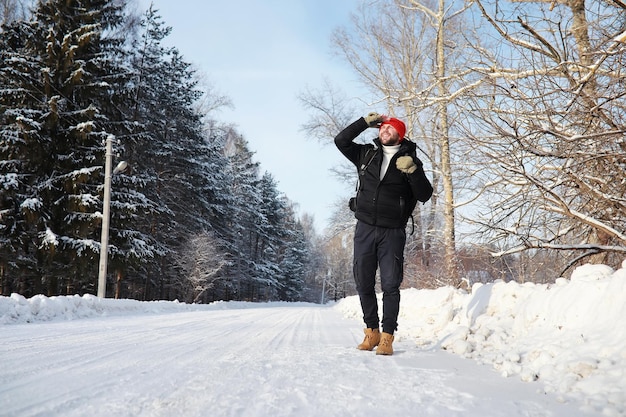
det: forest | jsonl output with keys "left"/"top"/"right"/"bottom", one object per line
{"left": 0, "top": 0, "right": 318, "bottom": 302}
{"left": 1, "top": 0, "right": 625, "bottom": 303}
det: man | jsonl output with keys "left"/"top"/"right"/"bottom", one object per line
{"left": 335, "top": 112, "right": 433, "bottom": 355}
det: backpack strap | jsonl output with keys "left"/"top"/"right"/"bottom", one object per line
{"left": 355, "top": 147, "right": 377, "bottom": 192}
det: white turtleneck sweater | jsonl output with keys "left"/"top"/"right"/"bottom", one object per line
{"left": 380, "top": 144, "right": 401, "bottom": 180}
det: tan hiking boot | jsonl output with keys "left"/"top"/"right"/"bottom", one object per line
{"left": 376, "top": 332, "right": 394, "bottom": 355}
{"left": 357, "top": 328, "right": 381, "bottom": 351}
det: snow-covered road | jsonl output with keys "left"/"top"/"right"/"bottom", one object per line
{"left": 0, "top": 303, "right": 593, "bottom": 417}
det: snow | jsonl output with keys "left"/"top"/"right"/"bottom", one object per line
{"left": 41, "top": 227, "right": 59, "bottom": 248}
{"left": 0, "top": 172, "right": 18, "bottom": 189}
{"left": 1, "top": 263, "right": 624, "bottom": 417}
{"left": 19, "top": 197, "right": 42, "bottom": 211}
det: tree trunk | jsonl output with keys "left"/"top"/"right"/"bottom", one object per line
{"left": 115, "top": 270, "right": 122, "bottom": 299}
{"left": 435, "top": 0, "right": 459, "bottom": 286}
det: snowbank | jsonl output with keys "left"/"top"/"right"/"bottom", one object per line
{"left": 1, "top": 262, "right": 624, "bottom": 415}
{"left": 336, "top": 261, "right": 626, "bottom": 416}
{"left": 0, "top": 293, "right": 288, "bottom": 325}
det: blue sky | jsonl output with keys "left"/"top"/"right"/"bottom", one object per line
{"left": 137, "top": 0, "right": 365, "bottom": 231}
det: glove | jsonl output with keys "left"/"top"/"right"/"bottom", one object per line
{"left": 364, "top": 112, "right": 384, "bottom": 127}
{"left": 396, "top": 156, "right": 417, "bottom": 174}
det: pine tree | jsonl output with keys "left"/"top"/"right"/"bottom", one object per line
{"left": 0, "top": 0, "right": 145, "bottom": 295}
{"left": 248, "top": 172, "right": 284, "bottom": 299}
{"left": 277, "top": 213, "right": 307, "bottom": 301}
{"left": 0, "top": 19, "right": 49, "bottom": 295}
{"left": 222, "top": 131, "right": 265, "bottom": 300}
{"left": 127, "top": 5, "right": 233, "bottom": 299}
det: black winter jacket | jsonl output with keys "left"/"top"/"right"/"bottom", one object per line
{"left": 335, "top": 117, "right": 433, "bottom": 228}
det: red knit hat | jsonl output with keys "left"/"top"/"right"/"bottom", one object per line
{"left": 380, "top": 117, "right": 406, "bottom": 140}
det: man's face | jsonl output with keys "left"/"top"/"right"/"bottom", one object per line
{"left": 379, "top": 124, "right": 401, "bottom": 146}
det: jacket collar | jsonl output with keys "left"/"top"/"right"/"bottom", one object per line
{"left": 373, "top": 137, "right": 416, "bottom": 153}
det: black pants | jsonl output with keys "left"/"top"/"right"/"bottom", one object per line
{"left": 353, "top": 221, "right": 406, "bottom": 334}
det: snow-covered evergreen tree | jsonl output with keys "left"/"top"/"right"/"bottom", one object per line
{"left": 124, "top": 5, "right": 234, "bottom": 299}
{"left": 0, "top": 18, "right": 48, "bottom": 294}
{"left": 277, "top": 212, "right": 307, "bottom": 301}
{"left": 254, "top": 171, "right": 287, "bottom": 297}
{"left": 222, "top": 131, "right": 264, "bottom": 300}
{"left": 0, "top": 0, "right": 138, "bottom": 295}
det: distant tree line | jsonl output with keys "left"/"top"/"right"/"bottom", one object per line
{"left": 0, "top": 0, "right": 316, "bottom": 302}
